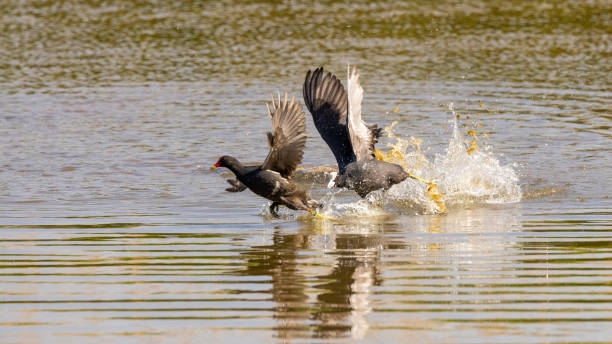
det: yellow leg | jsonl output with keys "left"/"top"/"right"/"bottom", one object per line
{"left": 408, "top": 173, "right": 447, "bottom": 213}
{"left": 408, "top": 172, "right": 431, "bottom": 184}
{"left": 308, "top": 209, "right": 328, "bottom": 220}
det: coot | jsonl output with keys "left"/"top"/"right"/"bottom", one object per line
{"left": 303, "top": 66, "right": 409, "bottom": 198}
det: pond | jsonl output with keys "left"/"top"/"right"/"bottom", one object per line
{"left": 1, "top": 1, "right": 610, "bottom": 342}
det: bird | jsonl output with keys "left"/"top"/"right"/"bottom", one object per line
{"left": 303, "top": 66, "right": 409, "bottom": 198}
{"left": 211, "top": 93, "right": 320, "bottom": 218}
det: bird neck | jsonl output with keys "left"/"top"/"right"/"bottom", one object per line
{"left": 223, "top": 158, "right": 246, "bottom": 176}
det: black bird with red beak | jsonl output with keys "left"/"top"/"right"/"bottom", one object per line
{"left": 211, "top": 93, "right": 319, "bottom": 217}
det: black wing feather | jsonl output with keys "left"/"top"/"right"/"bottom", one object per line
{"left": 303, "top": 67, "right": 356, "bottom": 174}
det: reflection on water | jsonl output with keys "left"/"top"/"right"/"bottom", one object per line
{"left": 3, "top": 206, "right": 610, "bottom": 343}
{"left": 1, "top": 0, "right": 611, "bottom": 343}
{"left": 239, "top": 222, "right": 387, "bottom": 340}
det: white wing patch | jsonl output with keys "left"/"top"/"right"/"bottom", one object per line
{"left": 271, "top": 180, "right": 281, "bottom": 195}
{"left": 347, "top": 64, "right": 372, "bottom": 160}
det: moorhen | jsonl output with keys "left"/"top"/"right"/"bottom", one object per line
{"left": 212, "top": 93, "right": 319, "bottom": 217}
{"left": 303, "top": 66, "right": 409, "bottom": 198}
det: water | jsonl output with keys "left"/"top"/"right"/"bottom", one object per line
{"left": 1, "top": 0, "right": 611, "bottom": 343}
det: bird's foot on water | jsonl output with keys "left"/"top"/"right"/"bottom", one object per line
{"left": 269, "top": 202, "right": 281, "bottom": 218}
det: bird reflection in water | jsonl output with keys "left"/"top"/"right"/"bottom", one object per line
{"left": 311, "top": 232, "right": 384, "bottom": 340}
{"left": 233, "top": 218, "right": 397, "bottom": 340}
{"left": 231, "top": 206, "right": 521, "bottom": 340}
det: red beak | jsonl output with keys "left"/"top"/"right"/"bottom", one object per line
{"left": 210, "top": 159, "right": 221, "bottom": 170}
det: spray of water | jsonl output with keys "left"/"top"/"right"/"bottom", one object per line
{"left": 317, "top": 103, "right": 522, "bottom": 218}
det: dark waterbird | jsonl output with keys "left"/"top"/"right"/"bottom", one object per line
{"left": 303, "top": 66, "right": 409, "bottom": 198}
{"left": 211, "top": 93, "right": 320, "bottom": 217}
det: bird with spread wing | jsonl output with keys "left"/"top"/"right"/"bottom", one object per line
{"left": 212, "top": 93, "right": 320, "bottom": 217}
{"left": 303, "top": 66, "right": 409, "bottom": 198}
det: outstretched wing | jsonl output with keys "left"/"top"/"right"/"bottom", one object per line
{"left": 261, "top": 93, "right": 307, "bottom": 178}
{"left": 347, "top": 65, "right": 382, "bottom": 160}
{"left": 303, "top": 67, "right": 356, "bottom": 174}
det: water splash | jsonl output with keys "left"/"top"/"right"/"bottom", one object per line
{"left": 312, "top": 189, "right": 388, "bottom": 220}
{"left": 434, "top": 103, "right": 522, "bottom": 205}
{"left": 316, "top": 103, "right": 521, "bottom": 218}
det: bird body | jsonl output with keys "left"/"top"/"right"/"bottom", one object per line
{"left": 303, "top": 66, "right": 408, "bottom": 197}
{"left": 336, "top": 159, "right": 408, "bottom": 198}
{"left": 212, "top": 94, "right": 316, "bottom": 217}
{"left": 214, "top": 156, "right": 312, "bottom": 212}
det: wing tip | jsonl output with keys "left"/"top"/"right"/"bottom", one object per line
{"left": 303, "top": 65, "right": 348, "bottom": 113}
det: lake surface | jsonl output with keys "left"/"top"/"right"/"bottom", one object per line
{"left": 1, "top": 1, "right": 611, "bottom": 343}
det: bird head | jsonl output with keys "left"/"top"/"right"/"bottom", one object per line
{"left": 210, "top": 156, "right": 237, "bottom": 170}
{"left": 210, "top": 156, "right": 223, "bottom": 170}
